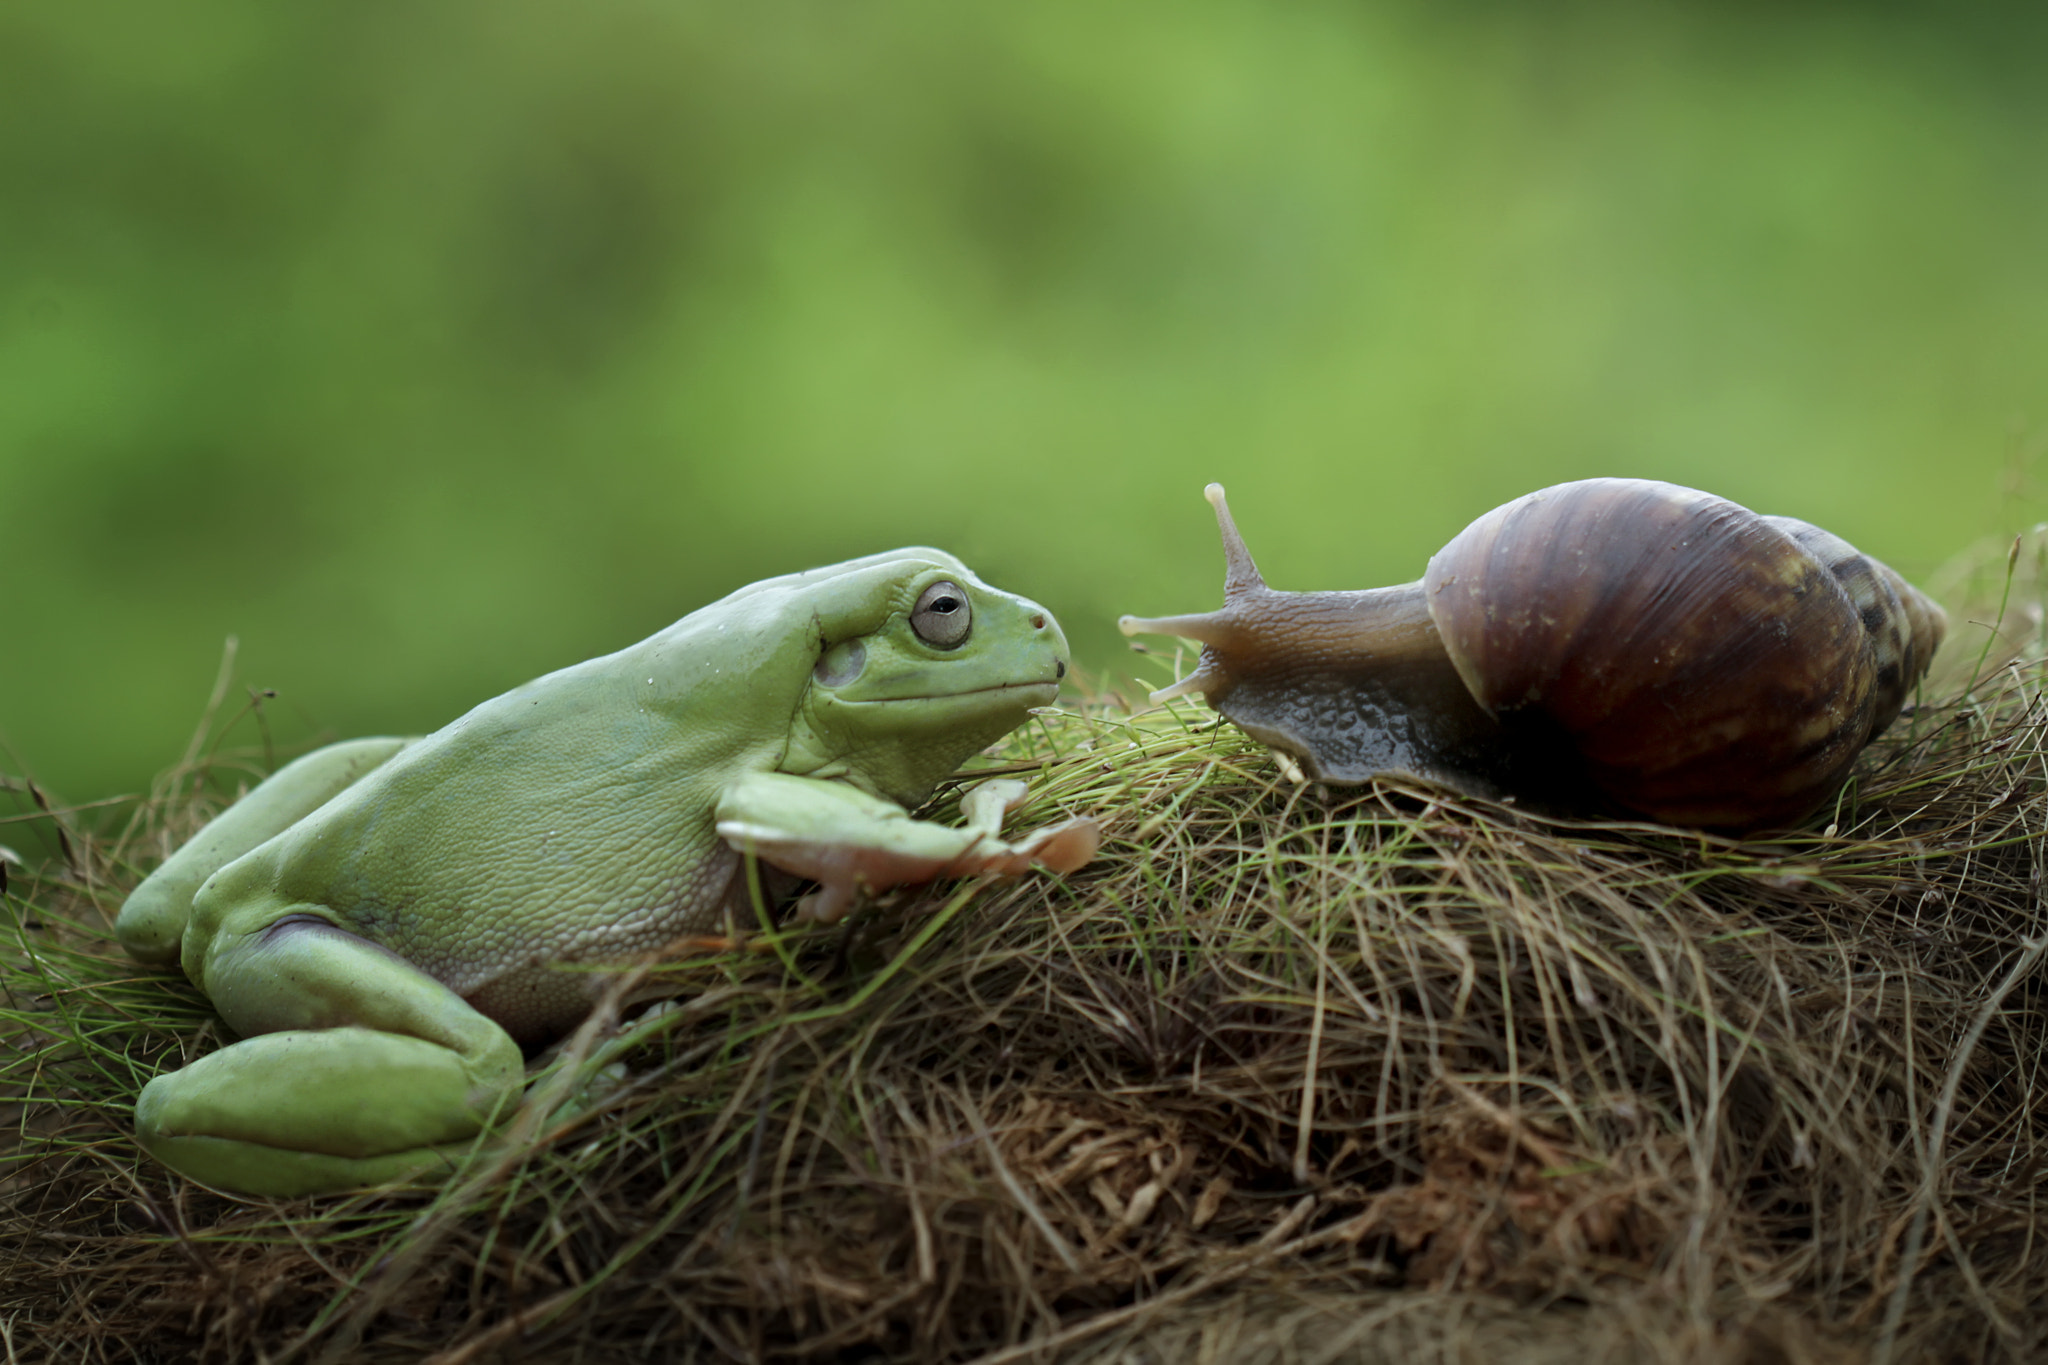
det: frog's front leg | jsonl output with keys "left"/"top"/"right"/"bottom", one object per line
{"left": 117, "top": 737, "right": 413, "bottom": 965}
{"left": 136, "top": 903, "right": 523, "bottom": 1198}
{"left": 715, "top": 773, "right": 1098, "bottom": 923}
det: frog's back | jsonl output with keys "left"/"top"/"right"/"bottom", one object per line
{"left": 183, "top": 548, "right": 985, "bottom": 1039}
{"left": 193, "top": 595, "right": 821, "bottom": 1037}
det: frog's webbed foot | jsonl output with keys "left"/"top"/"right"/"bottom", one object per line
{"left": 952, "top": 778, "right": 1101, "bottom": 874}
{"left": 714, "top": 773, "right": 1100, "bottom": 925}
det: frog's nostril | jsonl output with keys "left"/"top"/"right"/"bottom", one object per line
{"left": 1029, "top": 614, "right": 1046, "bottom": 629}
{"left": 1056, "top": 660, "right": 1067, "bottom": 680}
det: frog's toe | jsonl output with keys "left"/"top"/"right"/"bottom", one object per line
{"left": 794, "top": 881, "right": 861, "bottom": 924}
{"left": 959, "top": 778, "right": 1031, "bottom": 830}
{"left": 1015, "top": 817, "right": 1101, "bottom": 874}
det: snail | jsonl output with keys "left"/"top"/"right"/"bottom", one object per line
{"left": 1119, "top": 479, "right": 1946, "bottom": 831}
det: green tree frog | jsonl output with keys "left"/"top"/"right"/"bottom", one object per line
{"left": 115, "top": 548, "right": 1096, "bottom": 1197}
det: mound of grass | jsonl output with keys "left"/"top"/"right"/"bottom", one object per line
{"left": 6, "top": 544, "right": 2047, "bottom": 1363}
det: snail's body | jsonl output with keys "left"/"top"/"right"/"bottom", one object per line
{"left": 1120, "top": 479, "right": 1945, "bottom": 832}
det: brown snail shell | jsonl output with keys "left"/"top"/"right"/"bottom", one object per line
{"left": 1119, "top": 478, "right": 1946, "bottom": 831}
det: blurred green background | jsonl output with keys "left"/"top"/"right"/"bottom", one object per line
{"left": 4, "top": 1, "right": 2045, "bottom": 811}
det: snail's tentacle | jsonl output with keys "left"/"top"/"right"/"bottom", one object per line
{"left": 1118, "top": 610, "right": 1238, "bottom": 646}
{"left": 1203, "top": 483, "right": 1270, "bottom": 598}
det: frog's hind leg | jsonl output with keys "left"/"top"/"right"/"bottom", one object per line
{"left": 135, "top": 911, "right": 524, "bottom": 1198}
{"left": 117, "top": 737, "right": 412, "bottom": 965}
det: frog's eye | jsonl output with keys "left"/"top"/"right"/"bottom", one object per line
{"left": 912, "top": 580, "right": 972, "bottom": 649}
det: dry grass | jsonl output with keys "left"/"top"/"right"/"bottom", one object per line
{"left": 5, "top": 537, "right": 2048, "bottom": 1364}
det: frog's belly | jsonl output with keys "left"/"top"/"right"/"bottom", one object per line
{"left": 418, "top": 844, "right": 745, "bottom": 1044}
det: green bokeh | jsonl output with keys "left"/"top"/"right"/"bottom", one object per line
{"left": 4, "top": 1, "right": 2045, "bottom": 808}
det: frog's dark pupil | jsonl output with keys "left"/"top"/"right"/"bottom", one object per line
{"left": 932, "top": 597, "right": 959, "bottom": 612}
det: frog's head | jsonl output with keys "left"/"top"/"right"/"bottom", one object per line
{"left": 784, "top": 550, "right": 1070, "bottom": 808}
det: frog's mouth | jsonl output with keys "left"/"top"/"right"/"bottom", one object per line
{"left": 949, "top": 680, "right": 1061, "bottom": 698}
{"left": 867, "top": 678, "right": 1062, "bottom": 705}
{"left": 838, "top": 657, "right": 1065, "bottom": 703}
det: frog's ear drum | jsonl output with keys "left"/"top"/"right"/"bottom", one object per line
{"left": 814, "top": 639, "right": 868, "bottom": 688}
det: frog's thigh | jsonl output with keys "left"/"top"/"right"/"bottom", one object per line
{"left": 117, "top": 737, "right": 414, "bottom": 965}
{"left": 137, "top": 915, "right": 523, "bottom": 1198}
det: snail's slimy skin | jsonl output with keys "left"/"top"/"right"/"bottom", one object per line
{"left": 1121, "top": 480, "right": 1947, "bottom": 832}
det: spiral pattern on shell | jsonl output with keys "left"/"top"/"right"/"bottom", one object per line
{"left": 1423, "top": 480, "right": 1943, "bottom": 828}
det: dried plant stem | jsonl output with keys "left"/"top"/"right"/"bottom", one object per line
{"left": 1872, "top": 931, "right": 2047, "bottom": 1365}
